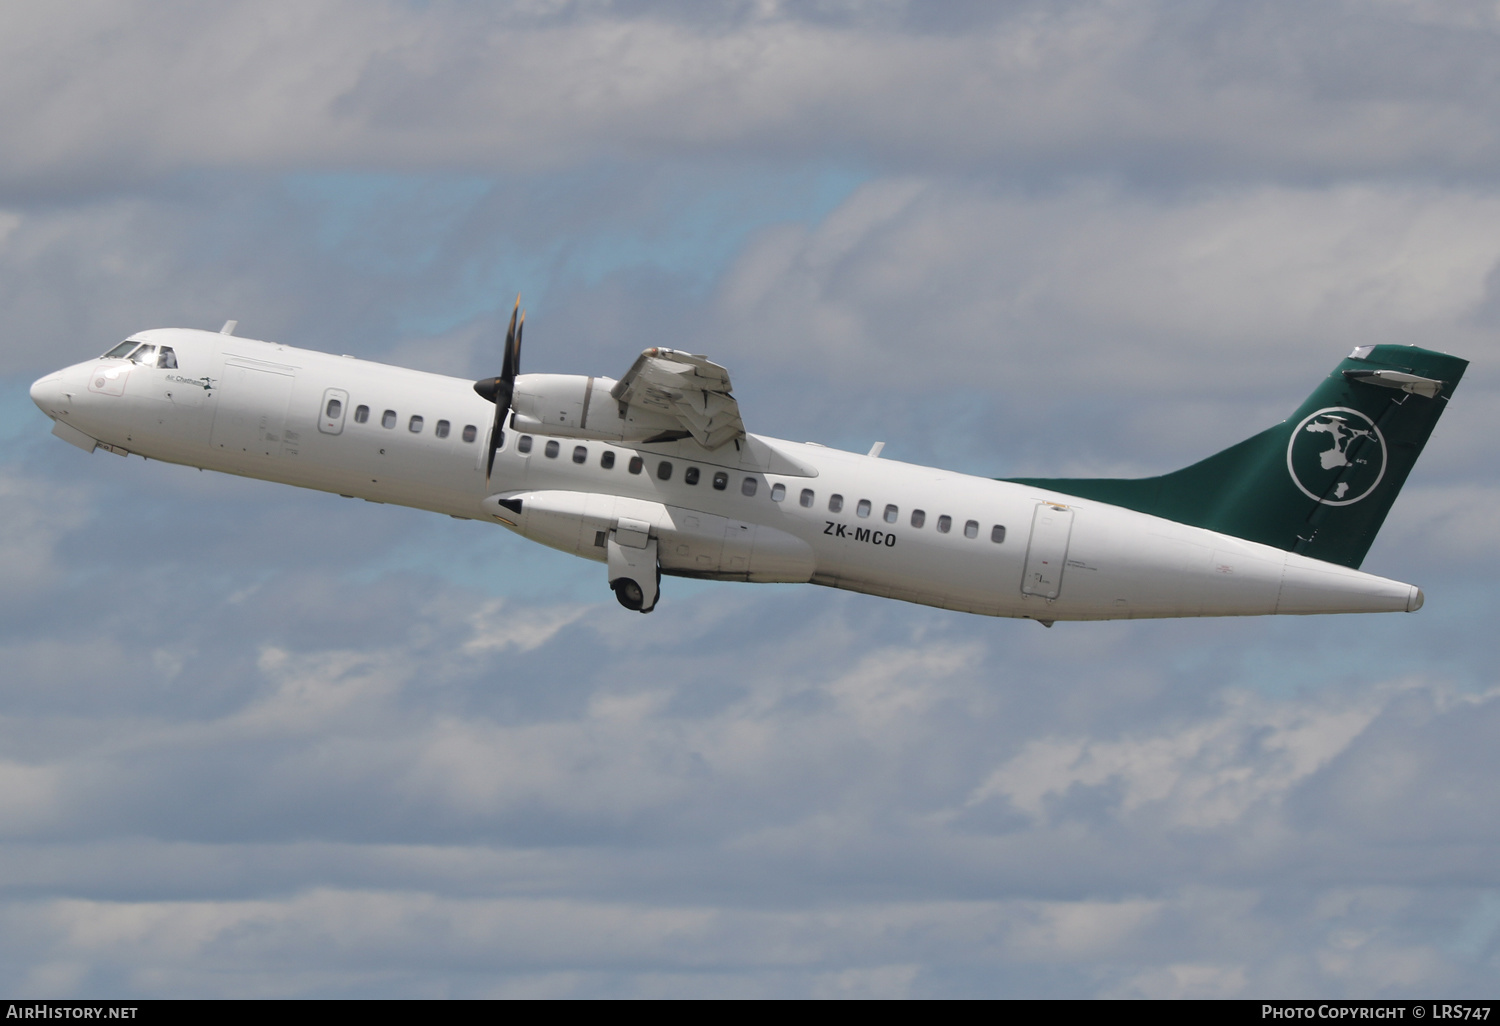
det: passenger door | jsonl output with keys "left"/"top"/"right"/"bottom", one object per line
{"left": 1021, "top": 503, "right": 1074, "bottom": 599}
{"left": 318, "top": 388, "right": 349, "bottom": 435}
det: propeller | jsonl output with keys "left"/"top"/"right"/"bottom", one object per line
{"left": 474, "top": 295, "right": 524, "bottom": 483}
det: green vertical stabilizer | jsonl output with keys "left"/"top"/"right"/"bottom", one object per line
{"left": 1004, "top": 345, "right": 1467, "bottom": 568}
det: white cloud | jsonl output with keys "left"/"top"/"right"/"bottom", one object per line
{"left": 0, "top": 469, "right": 89, "bottom": 599}
{"left": 462, "top": 597, "right": 590, "bottom": 655}
{"left": 966, "top": 687, "right": 1391, "bottom": 829}
{"left": 2, "top": 2, "right": 1500, "bottom": 186}
{"left": 716, "top": 181, "right": 1500, "bottom": 398}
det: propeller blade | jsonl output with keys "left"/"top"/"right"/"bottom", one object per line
{"left": 500, "top": 296, "right": 519, "bottom": 382}
{"left": 477, "top": 295, "right": 524, "bottom": 485}
{"left": 485, "top": 401, "right": 506, "bottom": 481}
{"left": 514, "top": 310, "right": 524, "bottom": 375}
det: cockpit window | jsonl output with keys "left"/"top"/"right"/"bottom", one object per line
{"left": 102, "top": 341, "right": 139, "bottom": 359}
{"left": 156, "top": 347, "right": 178, "bottom": 369}
{"left": 127, "top": 344, "right": 157, "bottom": 366}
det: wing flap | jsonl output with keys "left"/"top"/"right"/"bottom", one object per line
{"left": 611, "top": 348, "right": 745, "bottom": 450}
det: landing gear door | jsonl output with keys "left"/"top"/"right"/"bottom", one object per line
{"left": 608, "top": 517, "right": 659, "bottom": 613}
{"left": 319, "top": 388, "right": 349, "bottom": 435}
{"left": 1021, "top": 503, "right": 1074, "bottom": 600}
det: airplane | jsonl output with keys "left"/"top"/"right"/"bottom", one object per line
{"left": 28, "top": 301, "right": 1466, "bottom": 624}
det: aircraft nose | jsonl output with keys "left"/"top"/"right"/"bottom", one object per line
{"left": 30, "top": 371, "right": 66, "bottom": 415}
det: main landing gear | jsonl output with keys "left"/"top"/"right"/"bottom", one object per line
{"left": 606, "top": 521, "right": 660, "bottom": 613}
{"left": 612, "top": 576, "right": 656, "bottom": 612}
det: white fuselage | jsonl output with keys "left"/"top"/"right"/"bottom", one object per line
{"left": 30, "top": 328, "right": 1423, "bottom": 621}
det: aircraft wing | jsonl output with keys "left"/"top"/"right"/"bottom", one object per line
{"left": 609, "top": 347, "right": 745, "bottom": 450}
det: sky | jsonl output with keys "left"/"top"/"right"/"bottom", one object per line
{"left": 2, "top": 0, "right": 1499, "bottom": 998}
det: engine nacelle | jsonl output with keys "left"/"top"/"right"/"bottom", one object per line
{"left": 509, "top": 373, "right": 681, "bottom": 443}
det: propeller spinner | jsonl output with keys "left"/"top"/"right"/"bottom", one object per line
{"left": 473, "top": 296, "right": 524, "bottom": 483}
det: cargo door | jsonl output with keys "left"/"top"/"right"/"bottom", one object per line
{"left": 211, "top": 361, "right": 296, "bottom": 457}
{"left": 1021, "top": 503, "right": 1074, "bottom": 599}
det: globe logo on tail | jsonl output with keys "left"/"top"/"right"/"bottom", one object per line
{"left": 1286, "top": 407, "right": 1387, "bottom": 506}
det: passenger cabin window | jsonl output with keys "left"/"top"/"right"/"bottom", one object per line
{"left": 856, "top": 499, "right": 871, "bottom": 518}
{"left": 937, "top": 515, "right": 952, "bottom": 534}
{"left": 544, "top": 440, "right": 560, "bottom": 458}
{"left": 829, "top": 494, "right": 844, "bottom": 513}
{"left": 657, "top": 461, "right": 673, "bottom": 480}
{"left": 573, "top": 445, "right": 587, "bottom": 464}
{"left": 629, "top": 456, "right": 644, "bottom": 475}
{"left": 325, "top": 398, "right": 343, "bottom": 420}
{"left": 409, "top": 415, "right": 423, "bottom": 433}
{"left": 518, "top": 435, "right": 533, "bottom": 453}
{"left": 800, "top": 489, "right": 814, "bottom": 508}
{"left": 684, "top": 467, "right": 700, "bottom": 485}
{"left": 991, "top": 525, "right": 1007, "bottom": 543}
{"left": 712, "top": 471, "right": 728, "bottom": 490}
{"left": 741, "top": 477, "right": 758, "bottom": 497}
{"left": 103, "top": 341, "right": 139, "bottom": 359}
{"left": 435, "top": 420, "right": 450, "bottom": 438}
{"left": 771, "top": 483, "right": 786, "bottom": 502}
{"left": 911, "top": 509, "right": 926, "bottom": 528}
{"left": 354, "top": 405, "right": 369, "bottom": 424}
{"left": 462, "top": 424, "right": 477, "bottom": 443}
{"left": 127, "top": 345, "right": 157, "bottom": 366}
{"left": 964, "top": 519, "right": 979, "bottom": 539}
{"left": 382, "top": 410, "right": 397, "bottom": 429}
{"left": 601, "top": 450, "right": 616, "bottom": 469}
{"left": 157, "top": 347, "right": 178, "bottom": 369}
{"left": 884, "top": 504, "right": 898, "bottom": 524}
